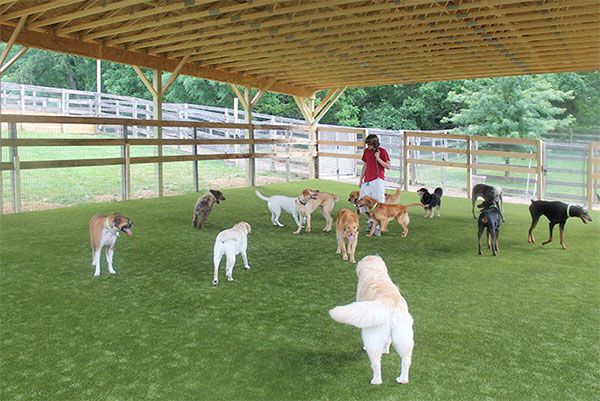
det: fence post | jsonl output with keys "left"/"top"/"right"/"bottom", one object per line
{"left": 536, "top": 139, "right": 544, "bottom": 200}
{"left": 0, "top": 133, "right": 3, "bottom": 215}
{"left": 285, "top": 129, "right": 291, "bottom": 182}
{"left": 9, "top": 123, "right": 21, "bottom": 213}
{"left": 587, "top": 143, "right": 593, "bottom": 210}
{"left": 402, "top": 132, "right": 408, "bottom": 191}
{"left": 121, "top": 125, "right": 130, "bottom": 200}
{"left": 466, "top": 137, "right": 472, "bottom": 198}
{"left": 193, "top": 127, "right": 199, "bottom": 192}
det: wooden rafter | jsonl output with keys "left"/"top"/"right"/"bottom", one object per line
{"left": 132, "top": 66, "right": 158, "bottom": 98}
{"left": 0, "top": 46, "right": 28, "bottom": 77}
{"left": 161, "top": 53, "right": 192, "bottom": 96}
{"left": 0, "top": 15, "right": 26, "bottom": 67}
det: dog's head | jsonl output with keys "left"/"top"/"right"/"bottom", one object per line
{"left": 477, "top": 199, "right": 497, "bottom": 210}
{"left": 355, "top": 196, "right": 376, "bottom": 210}
{"left": 356, "top": 255, "right": 388, "bottom": 278}
{"left": 570, "top": 205, "right": 593, "bottom": 224}
{"left": 112, "top": 212, "right": 134, "bottom": 236}
{"left": 344, "top": 221, "right": 360, "bottom": 243}
{"left": 234, "top": 221, "right": 251, "bottom": 234}
{"left": 298, "top": 188, "right": 319, "bottom": 203}
{"left": 209, "top": 189, "right": 226, "bottom": 204}
{"left": 348, "top": 190, "right": 360, "bottom": 204}
{"left": 416, "top": 188, "right": 430, "bottom": 199}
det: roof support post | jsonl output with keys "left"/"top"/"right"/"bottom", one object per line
{"left": 153, "top": 69, "right": 164, "bottom": 197}
{"left": 161, "top": 52, "right": 192, "bottom": 96}
{"left": 0, "top": 46, "right": 28, "bottom": 77}
{"left": 294, "top": 87, "right": 346, "bottom": 179}
{"left": 0, "top": 15, "right": 27, "bottom": 67}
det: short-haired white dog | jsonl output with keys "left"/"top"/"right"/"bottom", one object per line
{"left": 329, "top": 255, "right": 414, "bottom": 385}
{"left": 213, "top": 222, "right": 251, "bottom": 286}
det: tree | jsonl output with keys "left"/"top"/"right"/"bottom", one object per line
{"left": 443, "top": 76, "right": 575, "bottom": 138}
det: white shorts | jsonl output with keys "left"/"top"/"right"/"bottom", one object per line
{"left": 359, "top": 178, "right": 386, "bottom": 203}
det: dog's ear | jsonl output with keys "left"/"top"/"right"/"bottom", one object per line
{"left": 244, "top": 222, "right": 251, "bottom": 233}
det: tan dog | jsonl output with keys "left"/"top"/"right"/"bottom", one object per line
{"left": 348, "top": 188, "right": 401, "bottom": 213}
{"left": 89, "top": 213, "right": 133, "bottom": 276}
{"left": 329, "top": 255, "right": 414, "bottom": 385}
{"left": 294, "top": 189, "right": 339, "bottom": 234}
{"left": 336, "top": 209, "right": 360, "bottom": 263}
{"left": 356, "top": 196, "right": 421, "bottom": 237}
{"left": 213, "top": 222, "right": 252, "bottom": 286}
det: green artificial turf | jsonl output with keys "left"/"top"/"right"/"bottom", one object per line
{"left": 1, "top": 179, "right": 599, "bottom": 401}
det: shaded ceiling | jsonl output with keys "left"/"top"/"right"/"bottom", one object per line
{"left": 1, "top": 0, "right": 599, "bottom": 97}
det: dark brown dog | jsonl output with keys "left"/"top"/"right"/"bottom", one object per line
{"left": 192, "top": 189, "right": 226, "bottom": 229}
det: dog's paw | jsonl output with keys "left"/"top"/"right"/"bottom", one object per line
{"left": 396, "top": 376, "right": 409, "bottom": 384}
{"left": 94, "top": 272, "right": 100, "bottom": 277}
{"left": 108, "top": 269, "right": 116, "bottom": 274}
{"left": 244, "top": 265, "right": 251, "bottom": 270}
{"left": 227, "top": 276, "right": 234, "bottom": 281}
{"left": 212, "top": 279, "right": 219, "bottom": 286}
{"left": 342, "top": 254, "right": 348, "bottom": 260}
{"left": 370, "top": 378, "right": 383, "bottom": 385}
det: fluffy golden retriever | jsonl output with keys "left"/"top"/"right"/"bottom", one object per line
{"left": 355, "top": 196, "right": 422, "bottom": 237}
{"left": 329, "top": 255, "right": 414, "bottom": 385}
{"left": 336, "top": 208, "right": 359, "bottom": 263}
{"left": 294, "top": 189, "right": 339, "bottom": 234}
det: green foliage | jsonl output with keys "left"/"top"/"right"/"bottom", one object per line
{"left": 443, "top": 76, "right": 575, "bottom": 138}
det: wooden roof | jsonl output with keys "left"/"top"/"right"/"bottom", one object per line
{"left": 1, "top": 0, "right": 599, "bottom": 97}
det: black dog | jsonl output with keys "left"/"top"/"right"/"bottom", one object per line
{"left": 477, "top": 200, "right": 503, "bottom": 256}
{"left": 416, "top": 187, "right": 443, "bottom": 218}
{"left": 527, "top": 200, "right": 592, "bottom": 249}
{"left": 471, "top": 183, "right": 504, "bottom": 221}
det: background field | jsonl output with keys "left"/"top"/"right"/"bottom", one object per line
{"left": 1, "top": 179, "right": 599, "bottom": 401}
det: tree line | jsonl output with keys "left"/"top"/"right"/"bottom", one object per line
{"left": 2, "top": 46, "right": 598, "bottom": 138}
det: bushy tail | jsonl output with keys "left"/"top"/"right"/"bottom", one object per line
{"left": 329, "top": 301, "right": 391, "bottom": 329}
{"left": 406, "top": 202, "right": 424, "bottom": 208}
{"left": 434, "top": 187, "right": 443, "bottom": 197}
{"left": 255, "top": 190, "right": 271, "bottom": 202}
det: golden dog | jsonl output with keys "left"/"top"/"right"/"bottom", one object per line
{"left": 355, "top": 196, "right": 421, "bottom": 237}
{"left": 294, "top": 189, "right": 339, "bottom": 234}
{"left": 336, "top": 208, "right": 360, "bottom": 263}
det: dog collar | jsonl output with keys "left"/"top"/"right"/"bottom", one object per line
{"left": 369, "top": 202, "right": 379, "bottom": 213}
{"left": 105, "top": 217, "right": 120, "bottom": 235}
{"left": 566, "top": 204, "right": 572, "bottom": 217}
{"left": 297, "top": 196, "right": 308, "bottom": 205}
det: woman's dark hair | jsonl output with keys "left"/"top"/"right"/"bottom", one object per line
{"left": 365, "top": 134, "right": 380, "bottom": 149}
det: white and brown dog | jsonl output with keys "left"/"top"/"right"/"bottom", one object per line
{"left": 89, "top": 213, "right": 134, "bottom": 276}
{"left": 213, "top": 222, "right": 252, "bottom": 286}
{"left": 294, "top": 189, "right": 339, "bottom": 234}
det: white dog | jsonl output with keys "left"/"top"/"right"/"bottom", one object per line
{"left": 329, "top": 255, "right": 414, "bottom": 385}
{"left": 213, "top": 222, "right": 251, "bottom": 286}
{"left": 255, "top": 190, "right": 304, "bottom": 230}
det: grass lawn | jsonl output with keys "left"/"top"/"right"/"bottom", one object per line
{"left": 1, "top": 179, "right": 599, "bottom": 401}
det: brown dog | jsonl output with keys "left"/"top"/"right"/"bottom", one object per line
{"left": 336, "top": 208, "right": 360, "bottom": 263}
{"left": 192, "top": 189, "right": 226, "bottom": 229}
{"left": 348, "top": 188, "right": 401, "bottom": 213}
{"left": 356, "top": 196, "right": 421, "bottom": 237}
{"left": 89, "top": 213, "right": 133, "bottom": 276}
{"left": 294, "top": 189, "right": 339, "bottom": 234}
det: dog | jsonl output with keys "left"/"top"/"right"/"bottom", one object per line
{"left": 336, "top": 208, "right": 360, "bottom": 263}
{"left": 329, "top": 255, "right": 414, "bottom": 385}
{"left": 416, "top": 187, "right": 443, "bottom": 218}
{"left": 477, "top": 200, "right": 503, "bottom": 256}
{"left": 89, "top": 213, "right": 133, "bottom": 276}
{"left": 471, "top": 184, "right": 504, "bottom": 221}
{"left": 355, "top": 196, "right": 421, "bottom": 237}
{"left": 255, "top": 190, "right": 305, "bottom": 231}
{"left": 294, "top": 189, "right": 339, "bottom": 234}
{"left": 348, "top": 188, "right": 401, "bottom": 214}
{"left": 212, "top": 222, "right": 251, "bottom": 286}
{"left": 527, "top": 200, "right": 592, "bottom": 250}
{"left": 192, "top": 189, "right": 226, "bottom": 229}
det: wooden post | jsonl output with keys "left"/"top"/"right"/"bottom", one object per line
{"left": 121, "top": 124, "right": 130, "bottom": 200}
{"left": 536, "top": 139, "right": 543, "bottom": 200}
{"left": 245, "top": 87, "right": 255, "bottom": 187}
{"left": 466, "top": 137, "right": 472, "bottom": 198}
{"left": 193, "top": 127, "right": 199, "bottom": 192}
{"left": 0, "top": 133, "right": 3, "bottom": 215}
{"left": 402, "top": 132, "right": 408, "bottom": 191}
{"left": 153, "top": 69, "right": 164, "bottom": 197}
{"left": 285, "top": 129, "right": 291, "bottom": 182}
{"left": 587, "top": 143, "right": 593, "bottom": 210}
{"left": 9, "top": 123, "right": 21, "bottom": 213}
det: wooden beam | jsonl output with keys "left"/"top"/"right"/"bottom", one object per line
{"left": 132, "top": 66, "right": 157, "bottom": 98}
{"left": 29, "top": 0, "right": 141, "bottom": 29}
{"left": 0, "top": 15, "right": 26, "bottom": 67}
{"left": 1, "top": 0, "right": 81, "bottom": 21}
{"left": 229, "top": 84, "right": 249, "bottom": 111}
{"left": 161, "top": 53, "right": 192, "bottom": 96}
{"left": 0, "top": 46, "right": 28, "bottom": 77}
{"left": 314, "top": 87, "right": 345, "bottom": 124}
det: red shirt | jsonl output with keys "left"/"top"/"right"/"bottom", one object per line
{"left": 362, "top": 147, "right": 389, "bottom": 182}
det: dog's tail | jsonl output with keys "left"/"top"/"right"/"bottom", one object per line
{"left": 254, "top": 190, "right": 271, "bottom": 202}
{"left": 434, "top": 187, "right": 443, "bottom": 197}
{"left": 333, "top": 194, "right": 340, "bottom": 202}
{"left": 329, "top": 301, "right": 391, "bottom": 328}
{"left": 405, "top": 202, "right": 424, "bottom": 208}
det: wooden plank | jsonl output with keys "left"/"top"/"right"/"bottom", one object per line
{"left": 407, "top": 145, "right": 468, "bottom": 155}
{"left": 471, "top": 163, "right": 537, "bottom": 174}
{"left": 0, "top": 15, "right": 26, "bottom": 67}
{"left": 318, "top": 152, "right": 361, "bottom": 160}
{"left": 317, "top": 140, "right": 363, "bottom": 147}
{"left": 0, "top": 46, "right": 28, "bottom": 77}
{"left": 471, "top": 149, "right": 537, "bottom": 159}
{"left": 407, "top": 158, "right": 467, "bottom": 169}
{"left": 405, "top": 131, "right": 469, "bottom": 140}
{"left": 471, "top": 135, "right": 539, "bottom": 146}
{"left": 317, "top": 126, "right": 366, "bottom": 134}
{"left": 29, "top": 0, "right": 141, "bottom": 29}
